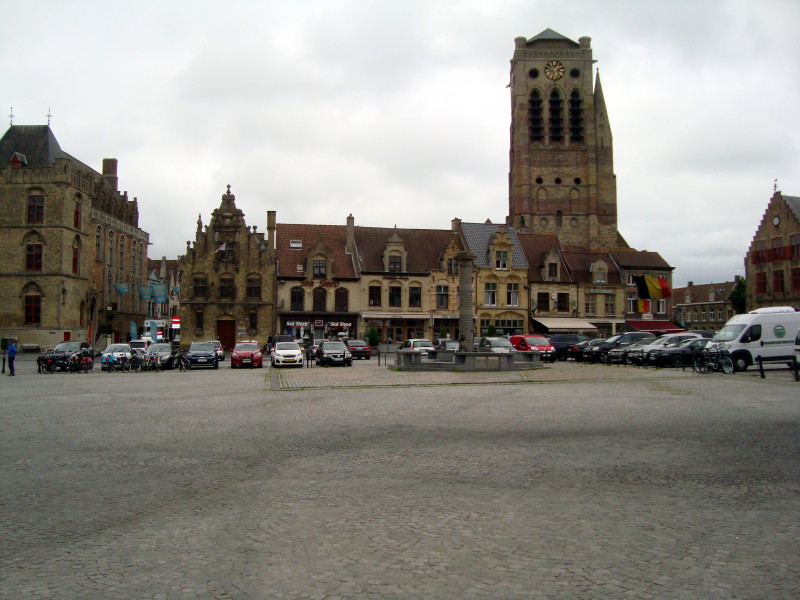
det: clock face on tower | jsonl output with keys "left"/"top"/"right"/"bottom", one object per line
{"left": 544, "top": 60, "right": 565, "bottom": 80}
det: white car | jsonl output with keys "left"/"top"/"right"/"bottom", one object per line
{"left": 100, "top": 343, "right": 132, "bottom": 370}
{"left": 398, "top": 339, "right": 434, "bottom": 356}
{"left": 208, "top": 340, "right": 225, "bottom": 361}
{"left": 271, "top": 341, "right": 304, "bottom": 368}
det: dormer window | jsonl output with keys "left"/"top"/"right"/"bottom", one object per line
{"left": 389, "top": 255, "right": 402, "bottom": 273}
{"left": 289, "top": 240, "right": 302, "bottom": 249}
{"left": 313, "top": 259, "right": 327, "bottom": 279}
{"left": 548, "top": 262, "right": 558, "bottom": 279}
{"left": 593, "top": 267, "right": 606, "bottom": 283}
{"left": 495, "top": 250, "right": 508, "bottom": 270}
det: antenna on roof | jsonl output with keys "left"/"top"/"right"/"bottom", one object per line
{"left": 774, "top": 178, "right": 779, "bottom": 193}
{"left": 8, "top": 107, "right": 13, "bottom": 126}
{"left": 47, "top": 107, "right": 52, "bottom": 125}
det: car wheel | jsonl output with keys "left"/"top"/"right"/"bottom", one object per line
{"left": 732, "top": 353, "right": 749, "bottom": 372}
{"left": 671, "top": 355, "right": 683, "bottom": 368}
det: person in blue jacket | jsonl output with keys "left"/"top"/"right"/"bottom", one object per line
{"left": 7, "top": 338, "right": 17, "bottom": 376}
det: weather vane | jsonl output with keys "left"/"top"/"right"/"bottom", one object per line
{"left": 8, "top": 107, "right": 13, "bottom": 126}
{"left": 774, "top": 178, "right": 779, "bottom": 193}
{"left": 47, "top": 107, "right": 52, "bottom": 125}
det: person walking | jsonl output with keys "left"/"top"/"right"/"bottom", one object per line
{"left": 7, "top": 338, "right": 17, "bottom": 376}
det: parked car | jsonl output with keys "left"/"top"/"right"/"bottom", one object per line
{"left": 607, "top": 338, "right": 653, "bottom": 364}
{"left": 570, "top": 338, "right": 606, "bottom": 362}
{"left": 345, "top": 339, "right": 371, "bottom": 359}
{"left": 145, "top": 342, "right": 174, "bottom": 369}
{"left": 476, "top": 337, "right": 515, "bottom": 353}
{"left": 231, "top": 341, "right": 263, "bottom": 368}
{"left": 129, "top": 338, "right": 152, "bottom": 354}
{"left": 435, "top": 339, "right": 460, "bottom": 351}
{"left": 627, "top": 333, "right": 701, "bottom": 365}
{"left": 509, "top": 335, "right": 555, "bottom": 361}
{"left": 398, "top": 339, "right": 434, "bottom": 356}
{"left": 37, "top": 341, "right": 91, "bottom": 373}
{"left": 271, "top": 341, "right": 304, "bottom": 368}
{"left": 315, "top": 340, "right": 352, "bottom": 367}
{"left": 187, "top": 341, "right": 219, "bottom": 368}
{"left": 549, "top": 334, "right": 590, "bottom": 361}
{"left": 648, "top": 337, "right": 711, "bottom": 368}
{"left": 582, "top": 332, "right": 655, "bottom": 363}
{"left": 208, "top": 340, "right": 225, "bottom": 361}
{"left": 100, "top": 343, "right": 132, "bottom": 371}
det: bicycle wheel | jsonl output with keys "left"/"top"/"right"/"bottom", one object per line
{"left": 720, "top": 356, "right": 734, "bottom": 375}
{"left": 693, "top": 356, "right": 708, "bottom": 374}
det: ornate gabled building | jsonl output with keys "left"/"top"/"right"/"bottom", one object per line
{"left": 745, "top": 190, "right": 800, "bottom": 311}
{"left": 178, "top": 186, "right": 276, "bottom": 350}
{"left": 507, "top": 29, "right": 626, "bottom": 249}
{"left": 0, "top": 124, "right": 149, "bottom": 349}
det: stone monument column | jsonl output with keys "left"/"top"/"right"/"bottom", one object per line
{"left": 457, "top": 251, "right": 476, "bottom": 351}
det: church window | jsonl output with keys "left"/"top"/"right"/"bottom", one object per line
{"left": 528, "top": 91, "right": 543, "bottom": 141}
{"left": 569, "top": 91, "right": 584, "bottom": 140}
{"left": 118, "top": 235, "right": 125, "bottom": 281}
{"left": 27, "top": 192, "right": 44, "bottom": 224}
{"left": 95, "top": 226, "right": 102, "bottom": 260}
{"left": 549, "top": 90, "right": 563, "bottom": 142}
{"left": 73, "top": 197, "right": 82, "bottom": 228}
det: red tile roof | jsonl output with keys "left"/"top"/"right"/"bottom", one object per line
{"left": 276, "top": 224, "right": 356, "bottom": 279}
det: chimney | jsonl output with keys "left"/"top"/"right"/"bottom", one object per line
{"left": 451, "top": 218, "right": 461, "bottom": 233}
{"left": 102, "top": 158, "right": 118, "bottom": 191}
{"left": 687, "top": 281, "right": 693, "bottom": 287}
{"left": 267, "top": 210, "right": 276, "bottom": 250}
{"left": 346, "top": 214, "right": 355, "bottom": 251}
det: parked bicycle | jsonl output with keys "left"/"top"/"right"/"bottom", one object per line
{"left": 692, "top": 342, "right": 734, "bottom": 375}
{"left": 173, "top": 349, "right": 191, "bottom": 371}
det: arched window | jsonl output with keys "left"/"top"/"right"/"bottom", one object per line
{"left": 73, "top": 196, "right": 82, "bottom": 229}
{"left": 118, "top": 235, "right": 125, "bottom": 281}
{"left": 23, "top": 282, "right": 43, "bottom": 325}
{"left": 72, "top": 236, "right": 82, "bottom": 275}
{"left": 107, "top": 231, "right": 115, "bottom": 299}
{"left": 290, "top": 286, "right": 305, "bottom": 311}
{"left": 569, "top": 90, "right": 584, "bottom": 140}
{"left": 335, "top": 287, "right": 349, "bottom": 312}
{"left": 313, "top": 287, "right": 327, "bottom": 312}
{"left": 23, "top": 231, "right": 44, "bottom": 272}
{"left": 528, "top": 90, "right": 543, "bottom": 141}
{"left": 549, "top": 90, "right": 563, "bottom": 142}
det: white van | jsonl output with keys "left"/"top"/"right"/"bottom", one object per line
{"left": 129, "top": 338, "right": 152, "bottom": 354}
{"left": 711, "top": 307, "right": 800, "bottom": 371}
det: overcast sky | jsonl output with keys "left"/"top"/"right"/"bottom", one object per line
{"left": 3, "top": 0, "right": 798, "bottom": 287}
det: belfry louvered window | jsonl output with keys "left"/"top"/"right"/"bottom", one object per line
{"left": 569, "top": 91, "right": 584, "bottom": 140}
{"left": 528, "top": 91, "right": 543, "bottom": 141}
{"left": 549, "top": 90, "right": 563, "bottom": 141}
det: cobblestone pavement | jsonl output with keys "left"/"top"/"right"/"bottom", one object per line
{"left": 1, "top": 355, "right": 798, "bottom": 599}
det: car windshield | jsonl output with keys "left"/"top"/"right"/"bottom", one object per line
{"left": 414, "top": 340, "right": 433, "bottom": 348}
{"left": 235, "top": 343, "right": 259, "bottom": 351}
{"left": 441, "top": 340, "right": 459, "bottom": 349}
{"left": 525, "top": 336, "right": 549, "bottom": 345}
{"left": 490, "top": 339, "right": 513, "bottom": 348}
{"left": 190, "top": 342, "right": 213, "bottom": 351}
{"left": 276, "top": 342, "right": 300, "bottom": 351}
{"left": 323, "top": 342, "right": 347, "bottom": 351}
{"left": 604, "top": 335, "right": 621, "bottom": 344}
{"left": 54, "top": 342, "right": 83, "bottom": 352}
{"left": 106, "top": 344, "right": 130, "bottom": 352}
{"left": 149, "top": 344, "right": 171, "bottom": 352}
{"left": 713, "top": 324, "right": 746, "bottom": 342}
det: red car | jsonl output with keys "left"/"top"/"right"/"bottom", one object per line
{"left": 230, "top": 341, "right": 263, "bottom": 368}
{"left": 509, "top": 335, "right": 555, "bottom": 362}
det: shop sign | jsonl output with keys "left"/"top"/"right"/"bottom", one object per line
{"left": 286, "top": 321, "right": 310, "bottom": 327}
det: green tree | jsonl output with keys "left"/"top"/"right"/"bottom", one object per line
{"left": 487, "top": 323, "right": 496, "bottom": 336}
{"left": 367, "top": 327, "right": 380, "bottom": 347}
{"left": 729, "top": 277, "right": 746, "bottom": 313}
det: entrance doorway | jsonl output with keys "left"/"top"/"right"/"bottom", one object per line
{"left": 216, "top": 319, "right": 236, "bottom": 351}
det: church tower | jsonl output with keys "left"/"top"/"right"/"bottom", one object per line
{"left": 507, "top": 29, "right": 625, "bottom": 249}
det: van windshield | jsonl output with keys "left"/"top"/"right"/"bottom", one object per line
{"left": 713, "top": 324, "right": 746, "bottom": 342}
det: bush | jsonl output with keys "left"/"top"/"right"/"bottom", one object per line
{"left": 367, "top": 328, "right": 380, "bottom": 347}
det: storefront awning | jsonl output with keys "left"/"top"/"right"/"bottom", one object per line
{"left": 627, "top": 320, "right": 684, "bottom": 333}
{"left": 531, "top": 317, "right": 597, "bottom": 332}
